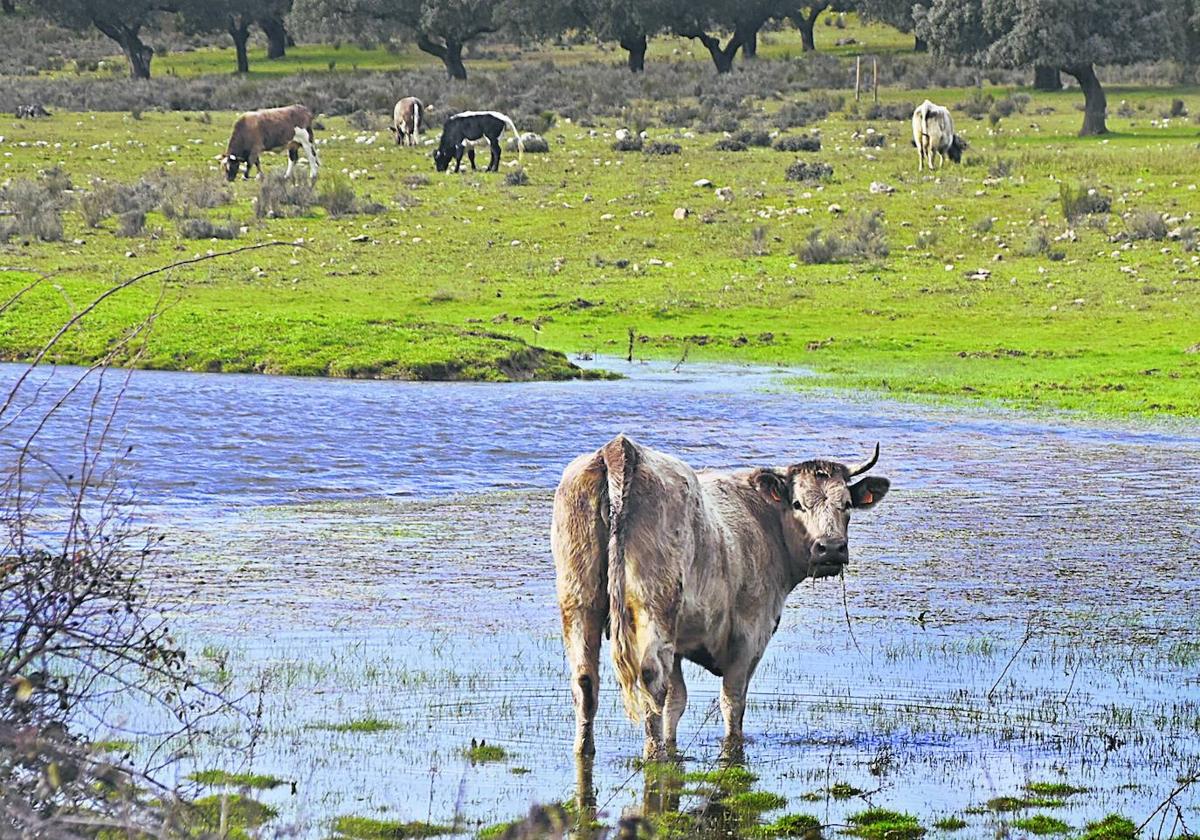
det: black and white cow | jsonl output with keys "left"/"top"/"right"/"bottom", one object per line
{"left": 434, "top": 111, "right": 523, "bottom": 173}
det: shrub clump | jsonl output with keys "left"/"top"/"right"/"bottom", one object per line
{"left": 116, "top": 210, "right": 146, "bottom": 237}
{"left": 643, "top": 140, "right": 682, "bottom": 156}
{"left": 795, "top": 210, "right": 888, "bottom": 264}
{"left": 734, "top": 128, "right": 772, "bottom": 147}
{"left": 773, "top": 94, "right": 844, "bottom": 129}
{"left": 256, "top": 172, "right": 317, "bottom": 219}
{"left": 509, "top": 132, "right": 549, "bottom": 153}
{"left": 503, "top": 167, "right": 530, "bottom": 186}
{"left": 177, "top": 216, "right": 240, "bottom": 240}
{"left": 1125, "top": 210, "right": 1168, "bottom": 240}
{"left": 865, "top": 101, "right": 914, "bottom": 121}
{"left": 0, "top": 177, "right": 64, "bottom": 242}
{"left": 713, "top": 137, "right": 748, "bottom": 152}
{"left": 612, "top": 135, "right": 643, "bottom": 152}
{"left": 1059, "top": 183, "right": 1111, "bottom": 222}
{"left": 784, "top": 160, "right": 833, "bottom": 183}
{"left": 774, "top": 133, "right": 821, "bottom": 153}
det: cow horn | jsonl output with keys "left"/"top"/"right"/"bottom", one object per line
{"left": 847, "top": 443, "right": 879, "bottom": 477}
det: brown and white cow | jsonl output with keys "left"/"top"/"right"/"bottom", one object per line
{"left": 911, "top": 99, "right": 965, "bottom": 171}
{"left": 222, "top": 104, "right": 319, "bottom": 182}
{"left": 551, "top": 435, "right": 890, "bottom": 759}
{"left": 389, "top": 96, "right": 424, "bottom": 146}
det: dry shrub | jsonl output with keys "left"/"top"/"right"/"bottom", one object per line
{"left": 774, "top": 134, "right": 821, "bottom": 153}
{"left": 795, "top": 210, "right": 888, "bottom": 264}
{"left": 0, "top": 178, "right": 64, "bottom": 242}
{"left": 713, "top": 137, "right": 748, "bottom": 152}
{"left": 612, "top": 136, "right": 643, "bottom": 152}
{"left": 177, "top": 216, "right": 240, "bottom": 239}
{"left": 255, "top": 172, "right": 317, "bottom": 219}
{"left": 1059, "top": 183, "right": 1111, "bottom": 223}
{"left": 643, "top": 141, "right": 681, "bottom": 156}
{"left": 1126, "top": 210, "right": 1167, "bottom": 241}
{"left": 504, "top": 167, "right": 530, "bottom": 186}
{"left": 784, "top": 160, "right": 833, "bottom": 183}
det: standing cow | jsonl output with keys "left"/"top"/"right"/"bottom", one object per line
{"left": 552, "top": 435, "right": 890, "bottom": 760}
{"left": 433, "top": 110, "right": 523, "bottom": 173}
{"left": 911, "top": 99, "right": 966, "bottom": 171}
{"left": 390, "top": 96, "right": 424, "bottom": 147}
{"left": 222, "top": 104, "right": 319, "bottom": 182}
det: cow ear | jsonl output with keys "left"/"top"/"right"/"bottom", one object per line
{"left": 850, "top": 476, "right": 889, "bottom": 509}
{"left": 751, "top": 469, "right": 789, "bottom": 505}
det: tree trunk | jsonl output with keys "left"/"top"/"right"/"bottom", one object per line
{"left": 417, "top": 33, "right": 468, "bottom": 79}
{"left": 914, "top": 35, "right": 928, "bottom": 52}
{"left": 743, "top": 28, "right": 757, "bottom": 59}
{"left": 230, "top": 21, "right": 250, "bottom": 73}
{"left": 794, "top": 14, "right": 815, "bottom": 51}
{"left": 258, "top": 16, "right": 288, "bottom": 59}
{"left": 692, "top": 31, "right": 741, "bottom": 73}
{"left": 619, "top": 33, "right": 647, "bottom": 72}
{"left": 93, "top": 19, "right": 153, "bottom": 79}
{"left": 1033, "top": 65, "right": 1061, "bottom": 91}
{"left": 1065, "top": 63, "right": 1107, "bottom": 136}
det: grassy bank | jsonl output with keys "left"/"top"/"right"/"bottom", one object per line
{"left": 1, "top": 80, "right": 1198, "bottom": 407}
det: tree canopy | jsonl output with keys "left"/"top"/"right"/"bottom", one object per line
{"left": 916, "top": 0, "right": 1187, "bottom": 135}
{"left": 38, "top": 0, "right": 178, "bottom": 78}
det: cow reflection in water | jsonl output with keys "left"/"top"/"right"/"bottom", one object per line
{"left": 552, "top": 435, "right": 889, "bottom": 761}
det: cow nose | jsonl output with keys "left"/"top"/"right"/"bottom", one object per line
{"left": 814, "top": 538, "right": 848, "bottom": 563}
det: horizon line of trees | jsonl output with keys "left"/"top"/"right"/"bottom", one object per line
{"left": 11, "top": 0, "right": 1200, "bottom": 136}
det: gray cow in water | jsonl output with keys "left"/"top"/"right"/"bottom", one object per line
{"left": 551, "top": 435, "right": 889, "bottom": 759}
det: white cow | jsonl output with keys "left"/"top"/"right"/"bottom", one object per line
{"left": 390, "top": 96, "right": 424, "bottom": 147}
{"left": 912, "top": 99, "right": 965, "bottom": 171}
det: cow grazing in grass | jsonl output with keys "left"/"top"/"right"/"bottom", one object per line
{"left": 911, "top": 99, "right": 965, "bottom": 171}
{"left": 390, "top": 96, "right": 424, "bottom": 146}
{"left": 434, "top": 111, "right": 523, "bottom": 173}
{"left": 222, "top": 104, "right": 318, "bottom": 182}
{"left": 552, "top": 435, "right": 890, "bottom": 759}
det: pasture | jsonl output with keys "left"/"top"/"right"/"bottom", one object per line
{"left": 1, "top": 78, "right": 1199, "bottom": 412}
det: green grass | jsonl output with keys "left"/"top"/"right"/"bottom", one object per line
{"left": 190, "top": 794, "right": 278, "bottom": 839}
{"left": 463, "top": 742, "right": 507, "bottom": 763}
{"left": 1013, "top": 814, "right": 1072, "bottom": 835}
{"left": 726, "top": 790, "right": 788, "bottom": 813}
{"left": 932, "top": 815, "right": 968, "bottom": 830}
{"left": 311, "top": 717, "right": 397, "bottom": 733}
{"left": 1080, "top": 814, "right": 1138, "bottom": 840}
{"left": 755, "top": 813, "right": 822, "bottom": 837}
{"left": 3, "top": 76, "right": 1200, "bottom": 413}
{"left": 985, "top": 795, "right": 1065, "bottom": 812}
{"left": 1025, "top": 781, "right": 1088, "bottom": 797}
{"left": 846, "top": 807, "right": 925, "bottom": 839}
{"left": 189, "top": 769, "right": 287, "bottom": 789}
{"left": 333, "top": 816, "right": 452, "bottom": 839}
{"left": 830, "top": 781, "right": 863, "bottom": 799}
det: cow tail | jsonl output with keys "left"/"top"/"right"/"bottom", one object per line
{"left": 499, "top": 112, "right": 524, "bottom": 161}
{"left": 602, "top": 434, "right": 641, "bottom": 721}
{"left": 413, "top": 101, "right": 421, "bottom": 142}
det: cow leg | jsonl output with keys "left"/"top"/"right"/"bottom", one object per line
{"left": 467, "top": 147, "right": 477, "bottom": 170}
{"left": 453, "top": 147, "right": 464, "bottom": 173}
{"left": 636, "top": 610, "right": 675, "bottom": 761}
{"left": 561, "top": 605, "right": 604, "bottom": 756}
{"left": 285, "top": 144, "right": 298, "bottom": 179}
{"left": 488, "top": 137, "right": 501, "bottom": 172}
{"left": 719, "top": 656, "right": 760, "bottom": 756}
{"left": 252, "top": 154, "right": 264, "bottom": 180}
{"left": 663, "top": 655, "right": 687, "bottom": 756}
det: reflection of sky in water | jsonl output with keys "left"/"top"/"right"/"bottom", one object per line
{"left": 2, "top": 361, "right": 1199, "bottom": 835}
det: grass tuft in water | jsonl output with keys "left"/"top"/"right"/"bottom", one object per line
{"left": 933, "top": 815, "right": 968, "bottom": 831}
{"left": 191, "top": 794, "right": 278, "bottom": 837}
{"left": 463, "top": 741, "right": 507, "bottom": 763}
{"left": 189, "top": 769, "right": 286, "bottom": 789}
{"left": 1080, "top": 815, "right": 1138, "bottom": 840}
{"left": 986, "top": 795, "right": 1064, "bottom": 812}
{"left": 313, "top": 717, "right": 397, "bottom": 733}
{"left": 846, "top": 808, "right": 925, "bottom": 839}
{"left": 333, "top": 816, "right": 452, "bottom": 839}
{"left": 1014, "top": 814, "right": 1072, "bottom": 835}
{"left": 683, "top": 765, "right": 758, "bottom": 790}
{"left": 830, "top": 781, "right": 863, "bottom": 799}
{"left": 1025, "top": 781, "right": 1088, "bottom": 797}
{"left": 756, "top": 812, "right": 822, "bottom": 837}
{"left": 726, "top": 790, "right": 788, "bottom": 813}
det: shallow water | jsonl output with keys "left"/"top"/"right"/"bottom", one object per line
{"left": 3, "top": 360, "right": 1200, "bottom": 836}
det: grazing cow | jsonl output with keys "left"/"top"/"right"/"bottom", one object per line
{"left": 222, "top": 104, "right": 319, "bottom": 182}
{"left": 911, "top": 99, "right": 965, "bottom": 171}
{"left": 552, "top": 435, "right": 890, "bottom": 759}
{"left": 14, "top": 104, "right": 51, "bottom": 119}
{"left": 434, "top": 110, "right": 523, "bottom": 173}
{"left": 390, "top": 96, "right": 424, "bottom": 147}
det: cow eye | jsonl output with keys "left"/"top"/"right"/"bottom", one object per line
{"left": 792, "top": 500, "right": 803, "bottom": 511}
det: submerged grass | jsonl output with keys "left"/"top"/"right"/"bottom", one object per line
{"left": 189, "top": 769, "right": 286, "bottom": 789}
{"left": 333, "top": 816, "right": 452, "bottom": 839}
{"left": 312, "top": 717, "right": 397, "bottom": 733}
{"left": 846, "top": 807, "right": 925, "bottom": 839}
{"left": 1013, "top": 814, "right": 1072, "bottom": 835}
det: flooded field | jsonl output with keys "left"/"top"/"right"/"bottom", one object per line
{"left": 4, "top": 360, "right": 1200, "bottom": 838}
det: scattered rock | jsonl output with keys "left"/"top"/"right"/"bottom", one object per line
{"left": 715, "top": 187, "right": 734, "bottom": 202}
{"left": 349, "top": 234, "right": 370, "bottom": 243}
{"left": 869, "top": 181, "right": 895, "bottom": 195}
{"left": 673, "top": 207, "right": 690, "bottom": 220}
{"left": 965, "top": 268, "right": 991, "bottom": 280}
{"left": 827, "top": 203, "right": 843, "bottom": 214}
{"left": 693, "top": 178, "right": 713, "bottom": 188}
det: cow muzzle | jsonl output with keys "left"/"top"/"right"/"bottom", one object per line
{"left": 810, "top": 536, "right": 848, "bottom": 577}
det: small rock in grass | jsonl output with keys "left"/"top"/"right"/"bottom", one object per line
{"left": 693, "top": 178, "right": 713, "bottom": 188}
{"left": 869, "top": 181, "right": 895, "bottom": 194}
{"left": 673, "top": 207, "right": 690, "bottom": 220}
